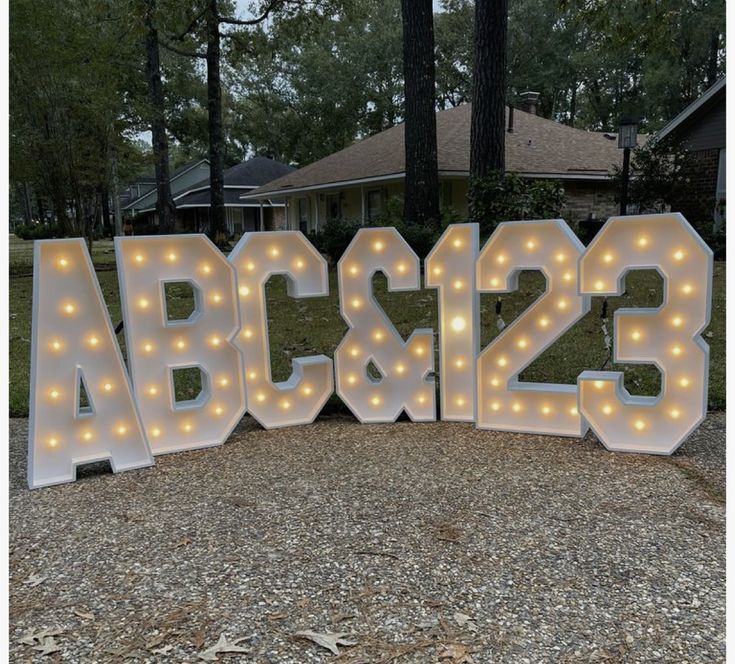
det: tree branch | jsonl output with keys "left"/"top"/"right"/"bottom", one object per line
{"left": 170, "top": 6, "right": 208, "bottom": 41}
{"left": 160, "top": 39, "right": 207, "bottom": 59}
{"left": 218, "top": 0, "right": 282, "bottom": 25}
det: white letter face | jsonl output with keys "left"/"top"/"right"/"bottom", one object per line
{"left": 115, "top": 235, "right": 246, "bottom": 454}
{"left": 578, "top": 213, "right": 712, "bottom": 454}
{"left": 476, "top": 220, "right": 591, "bottom": 436}
{"left": 229, "top": 231, "right": 333, "bottom": 428}
{"left": 335, "top": 227, "right": 435, "bottom": 423}
{"left": 28, "top": 240, "right": 154, "bottom": 489}
{"left": 425, "top": 223, "right": 479, "bottom": 421}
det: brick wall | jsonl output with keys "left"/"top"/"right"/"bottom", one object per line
{"left": 673, "top": 148, "right": 719, "bottom": 222}
{"left": 562, "top": 181, "right": 618, "bottom": 222}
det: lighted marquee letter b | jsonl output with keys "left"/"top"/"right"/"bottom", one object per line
{"left": 577, "top": 213, "right": 712, "bottom": 454}
{"left": 116, "top": 235, "right": 246, "bottom": 453}
{"left": 28, "top": 239, "right": 154, "bottom": 489}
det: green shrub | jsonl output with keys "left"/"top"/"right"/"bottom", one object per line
{"left": 320, "top": 217, "right": 362, "bottom": 265}
{"left": 468, "top": 171, "right": 566, "bottom": 237}
{"left": 369, "top": 194, "right": 441, "bottom": 259}
{"left": 14, "top": 222, "right": 66, "bottom": 240}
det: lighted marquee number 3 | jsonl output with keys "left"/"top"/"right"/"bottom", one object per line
{"left": 27, "top": 213, "right": 712, "bottom": 489}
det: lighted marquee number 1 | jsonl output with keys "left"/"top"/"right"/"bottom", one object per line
{"left": 578, "top": 213, "right": 712, "bottom": 454}
{"left": 476, "top": 220, "right": 591, "bottom": 436}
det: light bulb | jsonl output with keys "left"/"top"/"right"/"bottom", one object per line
{"left": 602, "top": 404, "right": 613, "bottom": 415}
{"left": 594, "top": 280, "right": 605, "bottom": 291}
{"left": 116, "top": 424, "right": 127, "bottom": 435}
{"left": 373, "top": 240, "right": 384, "bottom": 252}
{"left": 453, "top": 279, "right": 464, "bottom": 290}
{"left": 220, "top": 377, "right": 230, "bottom": 387}
{"left": 201, "top": 263, "right": 211, "bottom": 274}
{"left": 541, "top": 406, "right": 551, "bottom": 415}
{"left": 210, "top": 335, "right": 222, "bottom": 347}
{"left": 57, "top": 258, "right": 69, "bottom": 269}
{"left": 176, "top": 339, "right": 186, "bottom": 350}
{"left": 211, "top": 292, "right": 222, "bottom": 304}
{"left": 167, "top": 252, "right": 177, "bottom": 263}
{"left": 269, "top": 247, "right": 280, "bottom": 258}
{"left": 396, "top": 262, "right": 407, "bottom": 273}
{"left": 183, "top": 423, "right": 193, "bottom": 432}
{"left": 634, "top": 419, "right": 646, "bottom": 431}
{"left": 295, "top": 259, "right": 304, "bottom": 269}
{"left": 490, "top": 401, "right": 501, "bottom": 411}
{"left": 456, "top": 397, "right": 466, "bottom": 406}
{"left": 497, "top": 254, "right": 507, "bottom": 264}
{"left": 280, "top": 399, "right": 291, "bottom": 410}
{"left": 243, "top": 329, "right": 253, "bottom": 339}
{"left": 454, "top": 358, "right": 465, "bottom": 369}
{"left": 557, "top": 299, "right": 568, "bottom": 310}
{"left": 490, "top": 278, "right": 500, "bottom": 287}
{"left": 637, "top": 237, "right": 649, "bottom": 248}
{"left": 413, "top": 345, "right": 426, "bottom": 356}
{"left": 138, "top": 298, "right": 150, "bottom": 309}
{"left": 563, "top": 272, "right": 573, "bottom": 282}
{"left": 347, "top": 374, "right": 357, "bottom": 385}
{"left": 256, "top": 392, "right": 266, "bottom": 403}
{"left": 62, "top": 303, "right": 76, "bottom": 315}
{"left": 246, "top": 261, "right": 256, "bottom": 271}
{"left": 151, "top": 427, "right": 161, "bottom": 438}
{"left": 373, "top": 330, "right": 384, "bottom": 341}
{"left": 517, "top": 338, "right": 528, "bottom": 349}
{"left": 569, "top": 406, "right": 578, "bottom": 416}
{"left": 539, "top": 317, "right": 550, "bottom": 328}
{"left": 682, "top": 284, "right": 693, "bottom": 295}
{"left": 594, "top": 380, "right": 604, "bottom": 389}
{"left": 679, "top": 377, "right": 690, "bottom": 388}
{"left": 239, "top": 286, "right": 250, "bottom": 297}
{"left": 349, "top": 346, "right": 359, "bottom": 357}
{"left": 147, "top": 386, "right": 158, "bottom": 396}
{"left": 556, "top": 252, "right": 566, "bottom": 262}
{"left": 349, "top": 265, "right": 359, "bottom": 276}
{"left": 673, "top": 250, "right": 685, "bottom": 261}
{"left": 417, "top": 394, "right": 427, "bottom": 404}
{"left": 370, "top": 396, "right": 381, "bottom": 406}
{"left": 497, "top": 356, "right": 508, "bottom": 367}
{"left": 82, "top": 430, "right": 93, "bottom": 442}
{"left": 302, "top": 385, "right": 313, "bottom": 396}
{"left": 87, "top": 335, "right": 100, "bottom": 347}
{"left": 214, "top": 405, "right": 224, "bottom": 416}
{"left": 247, "top": 371, "right": 257, "bottom": 381}
{"left": 432, "top": 266, "right": 442, "bottom": 276}
{"left": 134, "top": 254, "right": 144, "bottom": 264}
{"left": 526, "top": 240, "right": 536, "bottom": 250}
{"left": 351, "top": 297, "right": 362, "bottom": 309}
{"left": 48, "top": 389, "right": 61, "bottom": 401}
{"left": 602, "top": 253, "right": 613, "bottom": 263}
{"left": 512, "top": 402, "right": 522, "bottom": 413}
{"left": 451, "top": 316, "right": 466, "bottom": 332}
{"left": 452, "top": 238, "right": 463, "bottom": 248}
{"left": 671, "top": 345, "right": 682, "bottom": 356}
{"left": 631, "top": 330, "right": 641, "bottom": 341}
{"left": 143, "top": 342, "right": 154, "bottom": 353}
{"left": 490, "top": 377, "right": 500, "bottom": 387}
{"left": 48, "top": 437, "right": 59, "bottom": 448}
{"left": 395, "top": 363, "right": 406, "bottom": 374}
{"left": 103, "top": 383, "right": 113, "bottom": 392}
{"left": 670, "top": 408, "right": 681, "bottom": 419}
{"left": 672, "top": 316, "right": 683, "bottom": 327}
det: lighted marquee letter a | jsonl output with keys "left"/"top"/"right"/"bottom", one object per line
{"left": 577, "top": 213, "right": 712, "bottom": 454}
{"left": 116, "top": 235, "right": 246, "bottom": 453}
{"left": 28, "top": 239, "right": 154, "bottom": 489}
{"left": 335, "top": 227, "right": 435, "bottom": 422}
{"left": 229, "top": 231, "right": 333, "bottom": 428}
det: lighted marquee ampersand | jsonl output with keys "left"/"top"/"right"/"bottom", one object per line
{"left": 228, "top": 231, "right": 333, "bottom": 428}
{"left": 334, "top": 228, "right": 436, "bottom": 422}
{"left": 28, "top": 239, "right": 154, "bottom": 489}
{"left": 116, "top": 235, "right": 246, "bottom": 454}
{"left": 577, "top": 213, "right": 712, "bottom": 454}
{"left": 425, "top": 223, "right": 479, "bottom": 421}
{"left": 476, "top": 219, "right": 591, "bottom": 436}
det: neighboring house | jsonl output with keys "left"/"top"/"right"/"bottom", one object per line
{"left": 652, "top": 77, "right": 725, "bottom": 225}
{"left": 242, "top": 98, "right": 641, "bottom": 231}
{"left": 124, "top": 156, "right": 294, "bottom": 235}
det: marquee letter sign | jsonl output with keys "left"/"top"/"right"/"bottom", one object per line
{"left": 27, "top": 214, "right": 713, "bottom": 488}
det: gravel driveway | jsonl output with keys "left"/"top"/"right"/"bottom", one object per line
{"left": 9, "top": 414, "right": 725, "bottom": 663}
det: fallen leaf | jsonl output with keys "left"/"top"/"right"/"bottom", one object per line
{"left": 73, "top": 609, "right": 95, "bottom": 620}
{"left": 151, "top": 645, "right": 174, "bottom": 655}
{"left": 265, "top": 612, "right": 288, "bottom": 621}
{"left": 453, "top": 612, "right": 478, "bottom": 633}
{"left": 294, "top": 630, "right": 356, "bottom": 655}
{"left": 176, "top": 536, "right": 193, "bottom": 547}
{"left": 32, "top": 636, "right": 61, "bottom": 656}
{"left": 198, "top": 633, "right": 251, "bottom": 661}
{"left": 23, "top": 573, "right": 47, "bottom": 588}
{"left": 19, "top": 628, "right": 62, "bottom": 646}
{"left": 438, "top": 643, "right": 475, "bottom": 663}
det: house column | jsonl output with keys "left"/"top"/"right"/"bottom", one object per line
{"left": 313, "top": 194, "right": 319, "bottom": 233}
{"left": 259, "top": 200, "right": 264, "bottom": 231}
{"left": 360, "top": 186, "right": 366, "bottom": 225}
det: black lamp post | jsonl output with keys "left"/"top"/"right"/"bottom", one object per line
{"left": 618, "top": 117, "right": 639, "bottom": 215}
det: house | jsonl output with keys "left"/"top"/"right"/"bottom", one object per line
{"left": 123, "top": 156, "right": 294, "bottom": 235}
{"left": 651, "top": 77, "right": 725, "bottom": 224}
{"left": 241, "top": 98, "right": 642, "bottom": 232}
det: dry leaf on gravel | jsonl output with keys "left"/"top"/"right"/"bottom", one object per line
{"left": 33, "top": 636, "right": 61, "bottom": 656}
{"left": 23, "top": 573, "right": 47, "bottom": 587}
{"left": 453, "top": 612, "right": 477, "bottom": 633}
{"left": 294, "top": 630, "right": 357, "bottom": 655}
{"left": 438, "top": 643, "right": 475, "bottom": 663}
{"left": 19, "top": 628, "right": 62, "bottom": 646}
{"left": 73, "top": 609, "right": 95, "bottom": 620}
{"left": 151, "top": 645, "right": 174, "bottom": 655}
{"left": 198, "top": 633, "right": 251, "bottom": 661}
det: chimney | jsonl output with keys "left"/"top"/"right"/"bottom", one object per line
{"left": 519, "top": 91, "right": 540, "bottom": 115}
{"left": 507, "top": 105, "right": 514, "bottom": 132}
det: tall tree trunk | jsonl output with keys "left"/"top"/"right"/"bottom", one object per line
{"left": 400, "top": 0, "right": 440, "bottom": 230}
{"left": 706, "top": 30, "right": 720, "bottom": 87}
{"left": 19, "top": 182, "right": 33, "bottom": 224}
{"left": 569, "top": 82, "right": 577, "bottom": 127}
{"left": 100, "top": 187, "right": 112, "bottom": 237}
{"left": 144, "top": 0, "right": 176, "bottom": 234}
{"left": 206, "top": 0, "right": 226, "bottom": 242}
{"left": 37, "top": 195, "right": 46, "bottom": 224}
{"left": 470, "top": 0, "right": 508, "bottom": 180}
{"left": 110, "top": 148, "right": 123, "bottom": 236}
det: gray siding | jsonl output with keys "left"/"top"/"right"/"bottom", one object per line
{"left": 681, "top": 101, "right": 726, "bottom": 151}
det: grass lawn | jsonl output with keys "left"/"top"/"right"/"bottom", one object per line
{"left": 8, "top": 234, "right": 726, "bottom": 418}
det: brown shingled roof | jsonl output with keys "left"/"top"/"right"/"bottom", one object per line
{"left": 245, "top": 104, "right": 639, "bottom": 198}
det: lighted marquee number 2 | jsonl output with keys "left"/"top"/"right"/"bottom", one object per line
{"left": 578, "top": 213, "right": 712, "bottom": 454}
{"left": 476, "top": 219, "right": 591, "bottom": 436}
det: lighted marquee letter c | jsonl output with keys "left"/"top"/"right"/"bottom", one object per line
{"left": 577, "top": 213, "right": 712, "bottom": 454}
{"left": 229, "top": 231, "right": 333, "bottom": 428}
{"left": 115, "top": 235, "right": 246, "bottom": 453}
{"left": 476, "top": 219, "right": 591, "bottom": 436}
{"left": 335, "top": 228, "right": 435, "bottom": 422}
{"left": 28, "top": 239, "right": 154, "bottom": 489}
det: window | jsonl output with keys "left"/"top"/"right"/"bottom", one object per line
{"left": 297, "top": 198, "right": 310, "bottom": 233}
{"left": 440, "top": 180, "right": 453, "bottom": 209}
{"left": 326, "top": 194, "right": 341, "bottom": 222}
{"left": 717, "top": 149, "right": 726, "bottom": 201}
{"left": 366, "top": 190, "right": 382, "bottom": 222}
